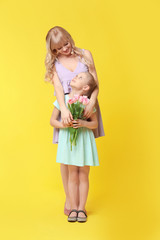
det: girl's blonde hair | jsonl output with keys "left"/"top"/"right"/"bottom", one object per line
{"left": 44, "top": 26, "right": 93, "bottom": 85}
{"left": 83, "top": 72, "right": 97, "bottom": 98}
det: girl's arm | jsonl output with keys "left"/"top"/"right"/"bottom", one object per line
{"left": 52, "top": 71, "right": 73, "bottom": 125}
{"left": 50, "top": 107, "right": 64, "bottom": 128}
{"left": 72, "top": 112, "right": 98, "bottom": 130}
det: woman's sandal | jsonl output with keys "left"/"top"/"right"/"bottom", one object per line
{"left": 67, "top": 209, "right": 78, "bottom": 222}
{"left": 77, "top": 210, "right": 88, "bottom": 222}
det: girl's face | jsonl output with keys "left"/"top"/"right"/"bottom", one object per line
{"left": 70, "top": 73, "right": 89, "bottom": 90}
{"left": 56, "top": 41, "right": 72, "bottom": 55}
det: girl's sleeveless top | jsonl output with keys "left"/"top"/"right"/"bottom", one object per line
{"left": 53, "top": 48, "right": 105, "bottom": 144}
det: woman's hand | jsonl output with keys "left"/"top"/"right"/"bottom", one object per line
{"left": 72, "top": 119, "right": 86, "bottom": 128}
{"left": 83, "top": 100, "right": 95, "bottom": 119}
{"left": 61, "top": 106, "right": 73, "bottom": 126}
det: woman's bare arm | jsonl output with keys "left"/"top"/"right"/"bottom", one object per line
{"left": 50, "top": 106, "right": 73, "bottom": 129}
{"left": 52, "top": 71, "right": 66, "bottom": 109}
{"left": 52, "top": 71, "right": 73, "bottom": 125}
{"left": 83, "top": 49, "right": 99, "bottom": 105}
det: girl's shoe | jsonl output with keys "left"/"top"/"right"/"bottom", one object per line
{"left": 67, "top": 209, "right": 78, "bottom": 222}
{"left": 64, "top": 202, "right": 71, "bottom": 216}
{"left": 77, "top": 210, "right": 88, "bottom": 222}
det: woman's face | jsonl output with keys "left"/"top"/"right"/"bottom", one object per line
{"left": 56, "top": 41, "right": 72, "bottom": 56}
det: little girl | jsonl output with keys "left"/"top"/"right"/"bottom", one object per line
{"left": 50, "top": 71, "right": 99, "bottom": 222}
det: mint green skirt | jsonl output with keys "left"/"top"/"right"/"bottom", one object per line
{"left": 56, "top": 127, "right": 99, "bottom": 167}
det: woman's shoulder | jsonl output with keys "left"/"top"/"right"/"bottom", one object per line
{"left": 82, "top": 49, "right": 93, "bottom": 58}
{"left": 77, "top": 48, "right": 90, "bottom": 56}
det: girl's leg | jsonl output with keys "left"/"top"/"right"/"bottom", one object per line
{"left": 78, "top": 166, "right": 90, "bottom": 217}
{"left": 68, "top": 165, "right": 79, "bottom": 217}
{"left": 60, "top": 163, "right": 71, "bottom": 209}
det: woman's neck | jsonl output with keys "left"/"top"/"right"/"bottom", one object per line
{"left": 57, "top": 52, "right": 76, "bottom": 60}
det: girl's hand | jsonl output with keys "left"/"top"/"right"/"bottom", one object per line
{"left": 62, "top": 121, "right": 73, "bottom": 128}
{"left": 72, "top": 119, "right": 86, "bottom": 128}
{"left": 83, "top": 100, "right": 95, "bottom": 119}
{"left": 61, "top": 106, "right": 73, "bottom": 125}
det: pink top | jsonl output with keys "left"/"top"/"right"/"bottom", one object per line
{"left": 54, "top": 49, "right": 88, "bottom": 96}
{"left": 53, "top": 48, "right": 105, "bottom": 144}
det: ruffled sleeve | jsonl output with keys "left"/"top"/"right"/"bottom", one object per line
{"left": 53, "top": 99, "right": 60, "bottom": 111}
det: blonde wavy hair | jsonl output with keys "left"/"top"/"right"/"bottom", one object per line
{"left": 44, "top": 26, "right": 93, "bottom": 85}
{"left": 83, "top": 72, "right": 97, "bottom": 98}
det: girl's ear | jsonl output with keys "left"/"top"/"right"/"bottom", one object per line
{"left": 83, "top": 85, "right": 90, "bottom": 92}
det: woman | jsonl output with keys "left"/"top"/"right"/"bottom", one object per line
{"left": 44, "top": 26, "right": 105, "bottom": 216}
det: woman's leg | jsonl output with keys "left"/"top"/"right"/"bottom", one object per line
{"left": 60, "top": 163, "right": 71, "bottom": 209}
{"left": 78, "top": 166, "right": 90, "bottom": 217}
{"left": 68, "top": 165, "right": 79, "bottom": 217}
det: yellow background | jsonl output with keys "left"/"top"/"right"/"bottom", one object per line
{"left": 0, "top": 0, "right": 160, "bottom": 239}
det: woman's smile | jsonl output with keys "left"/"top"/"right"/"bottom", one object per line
{"left": 63, "top": 48, "right": 70, "bottom": 53}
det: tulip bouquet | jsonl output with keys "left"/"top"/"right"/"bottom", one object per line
{"left": 67, "top": 94, "right": 96, "bottom": 151}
